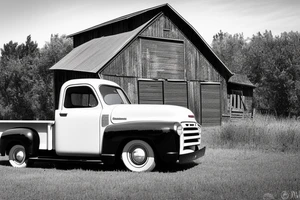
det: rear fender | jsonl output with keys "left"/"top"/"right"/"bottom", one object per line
{"left": 0, "top": 128, "right": 40, "bottom": 157}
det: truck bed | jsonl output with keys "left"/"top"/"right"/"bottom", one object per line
{"left": 0, "top": 120, "right": 55, "bottom": 150}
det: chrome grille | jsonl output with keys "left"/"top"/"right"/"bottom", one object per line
{"left": 180, "top": 122, "right": 201, "bottom": 155}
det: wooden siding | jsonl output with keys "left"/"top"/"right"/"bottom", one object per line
{"left": 99, "top": 13, "right": 229, "bottom": 123}
{"left": 138, "top": 81, "right": 164, "bottom": 104}
{"left": 201, "top": 83, "right": 221, "bottom": 126}
{"left": 141, "top": 38, "right": 184, "bottom": 79}
{"left": 101, "top": 75, "right": 138, "bottom": 104}
{"left": 188, "top": 81, "right": 201, "bottom": 123}
{"left": 140, "top": 14, "right": 185, "bottom": 40}
{"left": 101, "top": 39, "right": 141, "bottom": 77}
{"left": 164, "top": 81, "right": 187, "bottom": 107}
{"left": 138, "top": 80, "right": 188, "bottom": 107}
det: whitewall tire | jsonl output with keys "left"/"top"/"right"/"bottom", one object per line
{"left": 8, "top": 145, "right": 29, "bottom": 168}
{"left": 122, "top": 140, "right": 156, "bottom": 172}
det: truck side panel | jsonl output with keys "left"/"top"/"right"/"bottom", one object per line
{"left": 0, "top": 121, "right": 55, "bottom": 151}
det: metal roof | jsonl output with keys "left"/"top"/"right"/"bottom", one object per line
{"left": 50, "top": 22, "right": 148, "bottom": 73}
{"left": 228, "top": 74, "right": 256, "bottom": 88}
{"left": 52, "top": 3, "right": 234, "bottom": 78}
{"left": 68, "top": 4, "right": 168, "bottom": 37}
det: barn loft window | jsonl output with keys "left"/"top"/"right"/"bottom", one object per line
{"left": 138, "top": 80, "right": 188, "bottom": 108}
{"left": 141, "top": 38, "right": 184, "bottom": 80}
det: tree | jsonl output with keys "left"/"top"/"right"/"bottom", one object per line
{"left": 212, "top": 30, "right": 247, "bottom": 73}
{"left": 212, "top": 30, "right": 300, "bottom": 116}
{"left": 33, "top": 34, "right": 73, "bottom": 119}
{"left": 0, "top": 34, "right": 73, "bottom": 120}
{"left": 0, "top": 35, "right": 39, "bottom": 119}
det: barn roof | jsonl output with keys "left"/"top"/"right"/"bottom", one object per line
{"left": 50, "top": 20, "right": 149, "bottom": 73}
{"left": 51, "top": 4, "right": 233, "bottom": 78}
{"left": 228, "top": 74, "right": 256, "bottom": 88}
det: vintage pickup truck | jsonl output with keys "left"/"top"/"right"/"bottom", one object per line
{"left": 0, "top": 79, "right": 205, "bottom": 172}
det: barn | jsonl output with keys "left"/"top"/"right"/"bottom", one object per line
{"left": 50, "top": 3, "right": 254, "bottom": 126}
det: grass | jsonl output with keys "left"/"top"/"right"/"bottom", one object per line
{"left": 1, "top": 114, "right": 299, "bottom": 199}
{"left": 203, "top": 114, "right": 300, "bottom": 152}
{"left": 0, "top": 148, "right": 300, "bottom": 200}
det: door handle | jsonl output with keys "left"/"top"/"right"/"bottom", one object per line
{"left": 60, "top": 113, "right": 68, "bottom": 117}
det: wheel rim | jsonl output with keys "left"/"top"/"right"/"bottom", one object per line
{"left": 130, "top": 147, "right": 147, "bottom": 165}
{"left": 12, "top": 148, "right": 26, "bottom": 164}
{"left": 122, "top": 140, "right": 156, "bottom": 172}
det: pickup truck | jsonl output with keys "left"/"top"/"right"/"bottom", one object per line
{"left": 0, "top": 79, "right": 205, "bottom": 172}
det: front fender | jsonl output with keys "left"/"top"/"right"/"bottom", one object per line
{"left": 102, "top": 121, "right": 180, "bottom": 163}
{"left": 0, "top": 128, "right": 40, "bottom": 157}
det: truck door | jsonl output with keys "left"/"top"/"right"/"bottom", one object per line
{"left": 55, "top": 84, "right": 102, "bottom": 156}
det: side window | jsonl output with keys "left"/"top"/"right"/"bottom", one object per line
{"left": 64, "top": 86, "right": 98, "bottom": 108}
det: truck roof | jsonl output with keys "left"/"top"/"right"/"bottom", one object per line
{"left": 62, "top": 78, "right": 121, "bottom": 89}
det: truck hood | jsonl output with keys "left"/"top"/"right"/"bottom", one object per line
{"left": 110, "top": 104, "right": 196, "bottom": 124}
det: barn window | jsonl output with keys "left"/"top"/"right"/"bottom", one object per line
{"left": 138, "top": 80, "right": 188, "bottom": 107}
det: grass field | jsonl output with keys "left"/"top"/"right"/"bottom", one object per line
{"left": 203, "top": 114, "right": 300, "bottom": 152}
{"left": 1, "top": 148, "right": 299, "bottom": 200}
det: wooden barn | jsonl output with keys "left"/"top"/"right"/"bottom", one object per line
{"left": 50, "top": 4, "right": 254, "bottom": 126}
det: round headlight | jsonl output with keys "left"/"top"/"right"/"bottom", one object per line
{"left": 175, "top": 124, "right": 183, "bottom": 136}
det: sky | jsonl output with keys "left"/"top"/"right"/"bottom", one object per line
{"left": 0, "top": 0, "right": 299, "bottom": 48}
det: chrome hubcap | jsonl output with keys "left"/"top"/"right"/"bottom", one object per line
{"left": 15, "top": 151, "right": 25, "bottom": 162}
{"left": 131, "top": 148, "right": 146, "bottom": 165}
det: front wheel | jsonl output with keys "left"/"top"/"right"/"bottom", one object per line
{"left": 8, "top": 145, "right": 29, "bottom": 168}
{"left": 121, "top": 140, "right": 156, "bottom": 172}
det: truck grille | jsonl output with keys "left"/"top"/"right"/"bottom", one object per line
{"left": 180, "top": 122, "right": 201, "bottom": 155}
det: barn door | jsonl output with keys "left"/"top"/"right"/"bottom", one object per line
{"left": 138, "top": 81, "right": 163, "bottom": 104}
{"left": 138, "top": 80, "right": 188, "bottom": 107}
{"left": 164, "top": 81, "right": 188, "bottom": 107}
{"left": 201, "top": 83, "right": 221, "bottom": 126}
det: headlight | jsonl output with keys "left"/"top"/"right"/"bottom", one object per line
{"left": 174, "top": 123, "right": 183, "bottom": 136}
{"left": 197, "top": 123, "right": 202, "bottom": 133}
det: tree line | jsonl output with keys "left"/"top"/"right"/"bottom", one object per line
{"left": 212, "top": 30, "right": 300, "bottom": 117}
{"left": 0, "top": 31, "right": 299, "bottom": 119}
{"left": 0, "top": 35, "right": 73, "bottom": 120}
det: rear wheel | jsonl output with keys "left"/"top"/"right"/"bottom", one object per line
{"left": 122, "top": 140, "right": 156, "bottom": 172}
{"left": 8, "top": 145, "right": 29, "bottom": 168}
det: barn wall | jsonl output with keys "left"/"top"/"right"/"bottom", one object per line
{"left": 100, "top": 14, "right": 229, "bottom": 124}
{"left": 101, "top": 75, "right": 138, "bottom": 104}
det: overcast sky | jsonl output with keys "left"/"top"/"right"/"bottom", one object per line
{"left": 0, "top": 0, "right": 299, "bottom": 48}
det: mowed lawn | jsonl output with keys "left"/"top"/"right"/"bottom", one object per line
{"left": 0, "top": 148, "right": 299, "bottom": 200}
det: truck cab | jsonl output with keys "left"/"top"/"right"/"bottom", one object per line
{"left": 0, "top": 79, "right": 205, "bottom": 172}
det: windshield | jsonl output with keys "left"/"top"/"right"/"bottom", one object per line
{"left": 100, "top": 85, "right": 130, "bottom": 105}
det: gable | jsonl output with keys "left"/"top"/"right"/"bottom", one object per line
{"left": 101, "top": 14, "right": 220, "bottom": 82}
{"left": 54, "top": 4, "right": 233, "bottom": 79}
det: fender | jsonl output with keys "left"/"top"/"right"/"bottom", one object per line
{"left": 102, "top": 121, "right": 180, "bottom": 163}
{"left": 0, "top": 128, "right": 40, "bottom": 157}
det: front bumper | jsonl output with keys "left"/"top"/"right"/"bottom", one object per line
{"left": 179, "top": 146, "right": 206, "bottom": 164}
